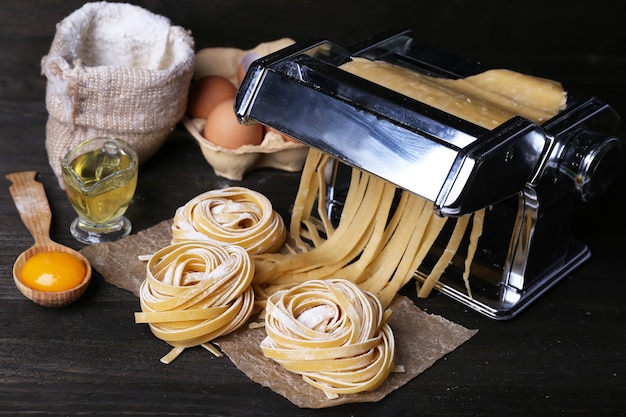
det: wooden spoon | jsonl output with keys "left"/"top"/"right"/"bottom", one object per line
{"left": 6, "top": 171, "right": 92, "bottom": 307}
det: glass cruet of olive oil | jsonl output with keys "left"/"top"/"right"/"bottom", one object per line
{"left": 61, "top": 137, "right": 138, "bottom": 244}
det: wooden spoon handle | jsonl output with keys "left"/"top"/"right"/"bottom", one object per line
{"left": 6, "top": 171, "right": 54, "bottom": 246}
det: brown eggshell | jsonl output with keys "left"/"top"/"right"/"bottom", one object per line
{"left": 183, "top": 38, "right": 309, "bottom": 180}
{"left": 203, "top": 98, "right": 264, "bottom": 149}
{"left": 187, "top": 75, "right": 237, "bottom": 119}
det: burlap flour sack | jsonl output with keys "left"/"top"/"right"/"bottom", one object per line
{"left": 41, "top": 2, "right": 195, "bottom": 188}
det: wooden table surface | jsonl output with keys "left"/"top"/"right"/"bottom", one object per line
{"left": 1, "top": 1, "right": 625, "bottom": 416}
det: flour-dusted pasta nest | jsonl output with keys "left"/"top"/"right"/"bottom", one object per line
{"left": 135, "top": 240, "right": 256, "bottom": 363}
{"left": 172, "top": 186, "right": 286, "bottom": 255}
{"left": 261, "top": 279, "right": 397, "bottom": 398}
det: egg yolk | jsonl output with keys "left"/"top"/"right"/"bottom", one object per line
{"left": 20, "top": 251, "right": 86, "bottom": 292}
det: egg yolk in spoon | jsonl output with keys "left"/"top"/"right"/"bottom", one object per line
{"left": 20, "top": 251, "right": 86, "bottom": 292}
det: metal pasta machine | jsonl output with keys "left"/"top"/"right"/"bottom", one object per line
{"left": 234, "top": 30, "right": 622, "bottom": 319}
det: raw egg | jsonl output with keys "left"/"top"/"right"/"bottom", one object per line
{"left": 187, "top": 75, "right": 237, "bottom": 119}
{"left": 20, "top": 251, "right": 86, "bottom": 292}
{"left": 204, "top": 98, "right": 264, "bottom": 149}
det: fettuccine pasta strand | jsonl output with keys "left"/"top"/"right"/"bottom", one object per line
{"left": 136, "top": 241, "right": 256, "bottom": 363}
{"left": 261, "top": 279, "right": 396, "bottom": 397}
{"left": 172, "top": 187, "right": 286, "bottom": 255}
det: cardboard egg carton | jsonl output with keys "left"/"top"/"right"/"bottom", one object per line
{"left": 184, "top": 38, "right": 309, "bottom": 180}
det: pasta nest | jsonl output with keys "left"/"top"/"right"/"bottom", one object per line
{"left": 261, "top": 278, "right": 396, "bottom": 397}
{"left": 136, "top": 241, "right": 255, "bottom": 356}
{"left": 171, "top": 186, "right": 286, "bottom": 255}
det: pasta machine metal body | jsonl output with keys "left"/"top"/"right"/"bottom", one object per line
{"left": 235, "top": 30, "right": 622, "bottom": 319}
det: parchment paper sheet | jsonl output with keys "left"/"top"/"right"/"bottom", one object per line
{"left": 81, "top": 219, "right": 477, "bottom": 408}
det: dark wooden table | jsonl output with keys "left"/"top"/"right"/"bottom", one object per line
{"left": 2, "top": 1, "right": 625, "bottom": 416}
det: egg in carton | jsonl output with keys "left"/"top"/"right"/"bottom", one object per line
{"left": 183, "top": 38, "right": 309, "bottom": 181}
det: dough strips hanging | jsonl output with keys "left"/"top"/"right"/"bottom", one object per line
{"left": 171, "top": 186, "right": 286, "bottom": 255}
{"left": 135, "top": 241, "right": 256, "bottom": 364}
{"left": 261, "top": 279, "right": 396, "bottom": 398}
{"left": 253, "top": 149, "right": 476, "bottom": 309}
{"left": 253, "top": 58, "right": 567, "bottom": 310}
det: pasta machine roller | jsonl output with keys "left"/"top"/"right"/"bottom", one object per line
{"left": 235, "top": 29, "right": 623, "bottom": 319}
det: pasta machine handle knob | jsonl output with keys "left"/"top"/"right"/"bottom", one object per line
{"left": 559, "top": 132, "right": 623, "bottom": 202}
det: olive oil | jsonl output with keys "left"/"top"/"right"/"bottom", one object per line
{"left": 62, "top": 140, "right": 137, "bottom": 227}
